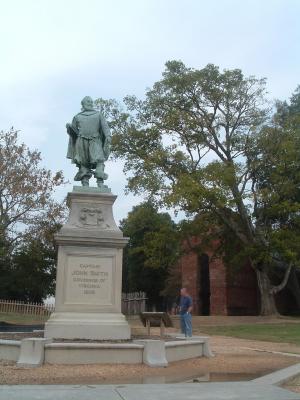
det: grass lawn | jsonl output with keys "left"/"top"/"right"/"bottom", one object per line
{"left": 197, "top": 323, "right": 300, "bottom": 345}
{"left": 0, "top": 312, "right": 48, "bottom": 325}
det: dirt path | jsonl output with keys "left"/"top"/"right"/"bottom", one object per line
{"left": 0, "top": 334, "right": 299, "bottom": 385}
{"left": 205, "top": 334, "right": 300, "bottom": 355}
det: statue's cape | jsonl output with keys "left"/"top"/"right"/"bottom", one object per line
{"left": 66, "top": 110, "right": 111, "bottom": 162}
{"left": 67, "top": 134, "right": 76, "bottom": 161}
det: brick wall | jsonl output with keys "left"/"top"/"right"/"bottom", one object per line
{"left": 181, "top": 250, "right": 199, "bottom": 314}
{"left": 180, "top": 248, "right": 229, "bottom": 316}
{"left": 180, "top": 238, "right": 260, "bottom": 316}
{"left": 209, "top": 256, "right": 228, "bottom": 315}
{"left": 226, "top": 262, "right": 259, "bottom": 315}
{"left": 179, "top": 237, "right": 299, "bottom": 316}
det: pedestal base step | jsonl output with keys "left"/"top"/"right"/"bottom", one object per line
{"left": 44, "top": 312, "right": 131, "bottom": 340}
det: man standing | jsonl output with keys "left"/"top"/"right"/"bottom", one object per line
{"left": 179, "top": 288, "right": 193, "bottom": 337}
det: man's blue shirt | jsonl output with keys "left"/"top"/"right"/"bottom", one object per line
{"left": 179, "top": 295, "right": 192, "bottom": 315}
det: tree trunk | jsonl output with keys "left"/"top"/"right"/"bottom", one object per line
{"left": 256, "top": 269, "right": 279, "bottom": 316}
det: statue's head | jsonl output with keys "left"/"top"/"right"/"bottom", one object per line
{"left": 81, "top": 96, "right": 94, "bottom": 111}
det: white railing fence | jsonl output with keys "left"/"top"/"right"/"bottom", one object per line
{"left": 0, "top": 299, "right": 55, "bottom": 319}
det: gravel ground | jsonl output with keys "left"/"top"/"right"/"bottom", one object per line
{"left": 282, "top": 374, "right": 300, "bottom": 394}
{"left": 0, "top": 334, "right": 299, "bottom": 385}
{"left": 0, "top": 332, "right": 43, "bottom": 340}
{"left": 0, "top": 332, "right": 175, "bottom": 342}
{"left": 200, "top": 334, "right": 300, "bottom": 355}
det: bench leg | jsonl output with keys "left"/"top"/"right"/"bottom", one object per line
{"left": 160, "top": 319, "right": 165, "bottom": 337}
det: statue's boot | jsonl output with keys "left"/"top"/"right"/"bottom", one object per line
{"left": 82, "top": 177, "right": 90, "bottom": 187}
{"left": 74, "top": 165, "right": 92, "bottom": 186}
{"left": 95, "top": 162, "right": 108, "bottom": 188}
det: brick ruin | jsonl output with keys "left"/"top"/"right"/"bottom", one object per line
{"left": 179, "top": 238, "right": 299, "bottom": 316}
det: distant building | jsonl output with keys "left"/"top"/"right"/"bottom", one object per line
{"left": 179, "top": 237, "right": 300, "bottom": 316}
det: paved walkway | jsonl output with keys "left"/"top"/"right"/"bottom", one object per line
{"left": 0, "top": 383, "right": 299, "bottom": 400}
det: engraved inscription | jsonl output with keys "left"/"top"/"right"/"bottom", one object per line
{"left": 65, "top": 256, "right": 113, "bottom": 304}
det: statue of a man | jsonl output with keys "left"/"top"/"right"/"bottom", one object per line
{"left": 66, "top": 96, "right": 111, "bottom": 187}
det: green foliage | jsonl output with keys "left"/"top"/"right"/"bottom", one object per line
{"left": 0, "top": 230, "right": 11, "bottom": 296}
{"left": 96, "top": 62, "right": 267, "bottom": 217}
{"left": 0, "top": 129, "right": 66, "bottom": 245}
{"left": 2, "top": 241, "right": 55, "bottom": 303}
{"left": 250, "top": 94, "right": 300, "bottom": 267}
{"left": 0, "top": 220, "right": 61, "bottom": 302}
{"left": 0, "top": 129, "right": 66, "bottom": 301}
{"left": 120, "top": 202, "right": 179, "bottom": 308}
{"left": 95, "top": 62, "right": 300, "bottom": 315}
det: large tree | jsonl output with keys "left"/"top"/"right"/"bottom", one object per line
{"left": 0, "top": 129, "right": 66, "bottom": 300}
{"left": 120, "top": 202, "right": 178, "bottom": 309}
{"left": 1, "top": 228, "right": 58, "bottom": 302}
{"left": 96, "top": 62, "right": 300, "bottom": 315}
{"left": 0, "top": 129, "right": 65, "bottom": 246}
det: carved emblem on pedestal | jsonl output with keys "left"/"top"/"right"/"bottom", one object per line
{"left": 78, "top": 207, "right": 110, "bottom": 229}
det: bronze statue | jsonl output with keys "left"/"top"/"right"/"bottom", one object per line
{"left": 66, "top": 96, "right": 111, "bottom": 187}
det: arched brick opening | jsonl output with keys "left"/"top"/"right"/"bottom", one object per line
{"left": 198, "top": 253, "right": 210, "bottom": 315}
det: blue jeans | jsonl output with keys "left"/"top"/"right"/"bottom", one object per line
{"left": 180, "top": 312, "right": 192, "bottom": 337}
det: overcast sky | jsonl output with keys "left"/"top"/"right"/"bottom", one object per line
{"left": 0, "top": 0, "right": 299, "bottom": 222}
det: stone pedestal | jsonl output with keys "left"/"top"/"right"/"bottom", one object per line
{"left": 44, "top": 187, "right": 131, "bottom": 340}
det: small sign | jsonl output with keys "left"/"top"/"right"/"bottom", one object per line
{"left": 140, "top": 312, "right": 173, "bottom": 336}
